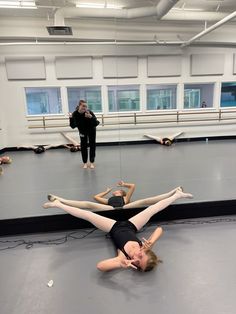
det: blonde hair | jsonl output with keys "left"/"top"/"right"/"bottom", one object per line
{"left": 120, "top": 189, "right": 126, "bottom": 196}
{"left": 144, "top": 249, "right": 162, "bottom": 272}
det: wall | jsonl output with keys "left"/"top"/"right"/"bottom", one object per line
{"left": 1, "top": 42, "right": 236, "bottom": 147}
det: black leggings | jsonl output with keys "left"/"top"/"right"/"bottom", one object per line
{"left": 79, "top": 129, "right": 96, "bottom": 163}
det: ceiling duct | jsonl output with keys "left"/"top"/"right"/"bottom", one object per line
{"left": 52, "top": 0, "right": 179, "bottom": 29}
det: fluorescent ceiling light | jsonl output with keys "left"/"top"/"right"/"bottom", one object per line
{"left": 76, "top": 2, "right": 123, "bottom": 9}
{"left": 0, "top": 0, "right": 36, "bottom": 8}
{"left": 172, "top": 7, "right": 204, "bottom": 12}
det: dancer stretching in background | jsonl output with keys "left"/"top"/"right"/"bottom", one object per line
{"left": 144, "top": 131, "right": 183, "bottom": 146}
{"left": 17, "top": 132, "right": 80, "bottom": 154}
{"left": 60, "top": 132, "right": 80, "bottom": 152}
{"left": 17, "top": 144, "right": 64, "bottom": 154}
{"left": 0, "top": 155, "right": 12, "bottom": 164}
{"left": 43, "top": 188, "right": 193, "bottom": 272}
{"left": 48, "top": 181, "right": 183, "bottom": 212}
{"left": 0, "top": 155, "right": 12, "bottom": 175}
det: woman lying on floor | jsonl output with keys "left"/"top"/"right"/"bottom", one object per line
{"left": 144, "top": 132, "right": 183, "bottom": 146}
{"left": 43, "top": 188, "right": 193, "bottom": 272}
{"left": 47, "top": 181, "right": 182, "bottom": 212}
{"left": 0, "top": 155, "right": 12, "bottom": 175}
{"left": 17, "top": 132, "right": 80, "bottom": 154}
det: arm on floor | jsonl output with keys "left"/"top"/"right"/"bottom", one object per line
{"left": 143, "top": 227, "right": 163, "bottom": 249}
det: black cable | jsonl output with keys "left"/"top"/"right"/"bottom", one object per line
{"left": 139, "top": 216, "right": 236, "bottom": 232}
{"left": 0, "top": 228, "right": 97, "bottom": 251}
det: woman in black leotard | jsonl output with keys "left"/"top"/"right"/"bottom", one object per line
{"left": 43, "top": 188, "right": 193, "bottom": 272}
{"left": 47, "top": 182, "right": 183, "bottom": 212}
{"left": 144, "top": 131, "right": 183, "bottom": 146}
{"left": 47, "top": 180, "right": 134, "bottom": 211}
{"left": 94, "top": 180, "right": 134, "bottom": 208}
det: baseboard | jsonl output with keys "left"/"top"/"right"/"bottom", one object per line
{"left": 1, "top": 135, "right": 236, "bottom": 153}
{"left": 1, "top": 199, "right": 236, "bottom": 236}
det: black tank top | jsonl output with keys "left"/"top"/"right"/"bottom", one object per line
{"left": 108, "top": 196, "right": 125, "bottom": 208}
{"left": 109, "top": 221, "right": 142, "bottom": 259}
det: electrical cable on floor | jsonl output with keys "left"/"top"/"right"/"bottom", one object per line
{"left": 0, "top": 216, "right": 236, "bottom": 251}
{"left": 0, "top": 228, "right": 97, "bottom": 251}
{"left": 140, "top": 216, "right": 236, "bottom": 232}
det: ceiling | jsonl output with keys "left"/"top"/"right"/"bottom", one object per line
{"left": 0, "top": 0, "right": 235, "bottom": 18}
{"left": 0, "top": 0, "right": 236, "bottom": 46}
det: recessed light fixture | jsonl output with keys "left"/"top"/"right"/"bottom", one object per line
{"left": 172, "top": 7, "right": 204, "bottom": 12}
{"left": 0, "top": 0, "right": 36, "bottom": 9}
{"left": 76, "top": 2, "right": 123, "bottom": 9}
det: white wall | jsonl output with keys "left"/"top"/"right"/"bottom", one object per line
{"left": 1, "top": 43, "right": 236, "bottom": 148}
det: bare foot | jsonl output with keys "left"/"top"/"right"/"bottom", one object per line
{"left": 175, "top": 186, "right": 183, "bottom": 192}
{"left": 175, "top": 189, "right": 193, "bottom": 199}
{"left": 90, "top": 163, "right": 95, "bottom": 169}
{"left": 83, "top": 163, "right": 88, "bottom": 169}
{"left": 43, "top": 200, "right": 61, "bottom": 209}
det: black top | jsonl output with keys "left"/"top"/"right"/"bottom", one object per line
{"left": 108, "top": 196, "right": 125, "bottom": 208}
{"left": 69, "top": 110, "right": 98, "bottom": 134}
{"left": 109, "top": 221, "right": 142, "bottom": 259}
{"left": 162, "top": 137, "right": 173, "bottom": 146}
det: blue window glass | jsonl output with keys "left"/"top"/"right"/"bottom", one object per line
{"left": 25, "top": 87, "right": 62, "bottom": 115}
{"left": 108, "top": 85, "right": 140, "bottom": 112}
{"left": 67, "top": 86, "right": 102, "bottom": 113}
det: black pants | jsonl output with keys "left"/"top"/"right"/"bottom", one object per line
{"left": 79, "top": 129, "right": 96, "bottom": 163}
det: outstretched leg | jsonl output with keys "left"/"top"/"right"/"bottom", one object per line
{"left": 144, "top": 134, "right": 162, "bottom": 144}
{"left": 61, "top": 132, "right": 80, "bottom": 147}
{"left": 168, "top": 131, "right": 183, "bottom": 141}
{"left": 43, "top": 200, "right": 116, "bottom": 232}
{"left": 129, "top": 189, "right": 193, "bottom": 231}
{"left": 47, "top": 194, "right": 113, "bottom": 211}
{"left": 123, "top": 187, "right": 182, "bottom": 209}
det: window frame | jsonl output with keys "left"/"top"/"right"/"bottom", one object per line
{"left": 220, "top": 81, "right": 236, "bottom": 108}
{"left": 146, "top": 84, "right": 177, "bottom": 111}
{"left": 67, "top": 85, "right": 102, "bottom": 113}
{"left": 107, "top": 85, "right": 141, "bottom": 113}
{"left": 24, "top": 86, "right": 63, "bottom": 117}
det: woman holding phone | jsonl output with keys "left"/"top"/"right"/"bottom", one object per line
{"left": 69, "top": 100, "right": 99, "bottom": 169}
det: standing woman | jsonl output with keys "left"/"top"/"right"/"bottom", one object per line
{"left": 69, "top": 100, "right": 99, "bottom": 169}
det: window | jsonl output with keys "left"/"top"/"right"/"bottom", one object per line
{"left": 108, "top": 85, "right": 140, "bottom": 112}
{"left": 147, "top": 85, "right": 177, "bottom": 110}
{"left": 25, "top": 87, "right": 62, "bottom": 115}
{"left": 184, "top": 89, "right": 200, "bottom": 108}
{"left": 67, "top": 86, "right": 102, "bottom": 113}
{"left": 221, "top": 82, "right": 236, "bottom": 107}
{"left": 184, "top": 83, "right": 214, "bottom": 109}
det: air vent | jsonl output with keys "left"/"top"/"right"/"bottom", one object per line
{"left": 47, "top": 26, "right": 73, "bottom": 36}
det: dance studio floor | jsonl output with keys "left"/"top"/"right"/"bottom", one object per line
{"left": 1, "top": 139, "right": 236, "bottom": 219}
{"left": 1, "top": 140, "right": 236, "bottom": 314}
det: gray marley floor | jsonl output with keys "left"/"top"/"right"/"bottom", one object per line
{"left": 0, "top": 218, "right": 236, "bottom": 314}
{"left": 1, "top": 140, "right": 236, "bottom": 219}
{"left": 1, "top": 140, "right": 236, "bottom": 314}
